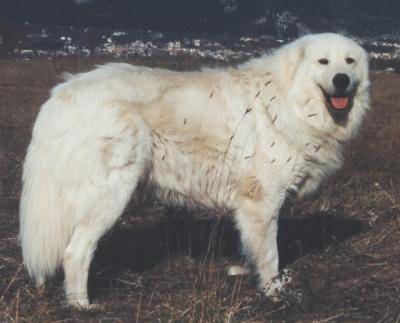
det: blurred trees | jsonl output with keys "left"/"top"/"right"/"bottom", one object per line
{"left": 0, "top": 0, "right": 398, "bottom": 36}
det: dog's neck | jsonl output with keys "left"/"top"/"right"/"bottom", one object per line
{"left": 239, "top": 60, "right": 358, "bottom": 176}
{"left": 249, "top": 72, "right": 347, "bottom": 197}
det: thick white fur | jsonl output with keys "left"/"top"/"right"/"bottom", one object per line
{"left": 19, "top": 33, "right": 369, "bottom": 307}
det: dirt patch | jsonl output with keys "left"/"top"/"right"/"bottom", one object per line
{"left": 0, "top": 58, "right": 399, "bottom": 321}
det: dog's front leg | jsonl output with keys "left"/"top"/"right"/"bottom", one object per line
{"left": 234, "top": 197, "right": 284, "bottom": 298}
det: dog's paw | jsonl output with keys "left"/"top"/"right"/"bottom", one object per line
{"left": 83, "top": 303, "right": 104, "bottom": 312}
{"left": 263, "top": 269, "right": 292, "bottom": 302}
{"left": 227, "top": 265, "right": 250, "bottom": 276}
{"left": 281, "top": 268, "right": 292, "bottom": 285}
{"left": 67, "top": 296, "right": 103, "bottom": 311}
{"left": 67, "top": 299, "right": 87, "bottom": 309}
{"left": 36, "top": 283, "right": 46, "bottom": 295}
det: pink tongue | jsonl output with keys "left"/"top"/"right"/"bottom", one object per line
{"left": 330, "top": 97, "right": 349, "bottom": 110}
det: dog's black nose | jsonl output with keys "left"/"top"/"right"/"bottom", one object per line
{"left": 333, "top": 73, "right": 350, "bottom": 91}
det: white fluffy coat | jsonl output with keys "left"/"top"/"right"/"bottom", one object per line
{"left": 19, "top": 33, "right": 370, "bottom": 307}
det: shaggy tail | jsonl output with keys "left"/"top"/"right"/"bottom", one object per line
{"left": 19, "top": 140, "right": 73, "bottom": 286}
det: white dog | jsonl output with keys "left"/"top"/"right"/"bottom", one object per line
{"left": 19, "top": 33, "right": 370, "bottom": 308}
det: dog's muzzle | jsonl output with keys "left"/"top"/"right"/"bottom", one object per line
{"left": 319, "top": 73, "right": 357, "bottom": 123}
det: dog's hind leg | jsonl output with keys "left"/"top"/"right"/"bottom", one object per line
{"left": 63, "top": 189, "right": 134, "bottom": 309}
{"left": 62, "top": 107, "right": 152, "bottom": 308}
{"left": 64, "top": 219, "right": 116, "bottom": 309}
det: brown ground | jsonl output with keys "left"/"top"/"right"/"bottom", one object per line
{"left": 0, "top": 57, "right": 399, "bottom": 322}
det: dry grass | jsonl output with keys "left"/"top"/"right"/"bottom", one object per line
{"left": 0, "top": 57, "right": 400, "bottom": 321}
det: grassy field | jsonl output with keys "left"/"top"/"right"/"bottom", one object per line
{"left": 0, "top": 57, "right": 399, "bottom": 322}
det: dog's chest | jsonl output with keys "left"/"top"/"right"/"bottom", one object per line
{"left": 146, "top": 124, "right": 310, "bottom": 209}
{"left": 147, "top": 131, "right": 255, "bottom": 208}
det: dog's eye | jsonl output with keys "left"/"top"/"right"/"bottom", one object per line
{"left": 318, "top": 58, "right": 329, "bottom": 65}
{"left": 346, "top": 57, "right": 355, "bottom": 64}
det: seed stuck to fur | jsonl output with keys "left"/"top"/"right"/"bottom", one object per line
{"left": 265, "top": 80, "right": 272, "bottom": 87}
{"left": 337, "top": 139, "right": 345, "bottom": 145}
{"left": 270, "top": 96, "right": 276, "bottom": 102}
{"left": 308, "top": 113, "right": 317, "bottom": 118}
{"left": 272, "top": 115, "right": 278, "bottom": 124}
{"left": 255, "top": 91, "right": 261, "bottom": 98}
{"left": 270, "top": 141, "right": 275, "bottom": 148}
{"left": 245, "top": 107, "right": 252, "bottom": 113}
{"left": 286, "top": 157, "right": 292, "bottom": 162}
{"left": 209, "top": 91, "right": 213, "bottom": 98}
{"left": 184, "top": 118, "right": 187, "bottom": 125}
{"left": 270, "top": 159, "right": 276, "bottom": 164}
{"left": 314, "top": 145, "right": 322, "bottom": 153}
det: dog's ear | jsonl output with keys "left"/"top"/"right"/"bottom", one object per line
{"left": 274, "top": 37, "right": 307, "bottom": 84}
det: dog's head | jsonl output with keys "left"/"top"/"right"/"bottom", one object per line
{"left": 275, "top": 33, "right": 370, "bottom": 136}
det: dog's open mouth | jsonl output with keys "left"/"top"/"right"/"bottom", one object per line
{"left": 329, "top": 97, "right": 350, "bottom": 110}
{"left": 319, "top": 86, "right": 354, "bottom": 122}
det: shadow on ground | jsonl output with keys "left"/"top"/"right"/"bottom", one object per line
{"left": 89, "top": 211, "right": 362, "bottom": 296}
